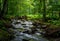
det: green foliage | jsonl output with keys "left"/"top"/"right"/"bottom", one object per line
{"left": 0, "top": 20, "right": 14, "bottom": 41}
{"left": 0, "top": 29, "right": 14, "bottom": 41}
{"left": 0, "top": 29, "right": 9, "bottom": 38}
{"left": 0, "top": 20, "right": 4, "bottom": 27}
{"left": 48, "top": 20, "right": 60, "bottom": 26}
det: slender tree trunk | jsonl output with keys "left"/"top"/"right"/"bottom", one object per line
{"left": 0, "top": 0, "right": 8, "bottom": 19}
{"left": 52, "top": 9, "right": 53, "bottom": 16}
{"left": 43, "top": 0, "right": 46, "bottom": 21}
{"left": 59, "top": 12, "right": 60, "bottom": 19}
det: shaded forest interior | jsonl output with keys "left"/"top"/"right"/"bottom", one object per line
{"left": 0, "top": 0, "right": 60, "bottom": 41}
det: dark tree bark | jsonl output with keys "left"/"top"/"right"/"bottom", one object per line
{"left": 43, "top": 0, "right": 46, "bottom": 21}
{"left": 0, "top": 0, "right": 8, "bottom": 19}
{"left": 59, "top": 12, "right": 60, "bottom": 19}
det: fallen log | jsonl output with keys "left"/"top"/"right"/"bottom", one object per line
{"left": 41, "top": 24, "right": 60, "bottom": 37}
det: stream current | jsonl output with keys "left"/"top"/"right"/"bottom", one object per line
{"left": 11, "top": 19, "right": 49, "bottom": 41}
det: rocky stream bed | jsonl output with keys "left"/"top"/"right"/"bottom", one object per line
{"left": 10, "top": 19, "right": 49, "bottom": 41}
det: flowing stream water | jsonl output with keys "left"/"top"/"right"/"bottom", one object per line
{"left": 11, "top": 19, "right": 49, "bottom": 41}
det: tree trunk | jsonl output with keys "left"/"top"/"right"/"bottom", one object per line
{"left": 43, "top": 0, "right": 46, "bottom": 21}
{"left": 0, "top": 0, "right": 8, "bottom": 19}
{"left": 59, "top": 12, "right": 60, "bottom": 19}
